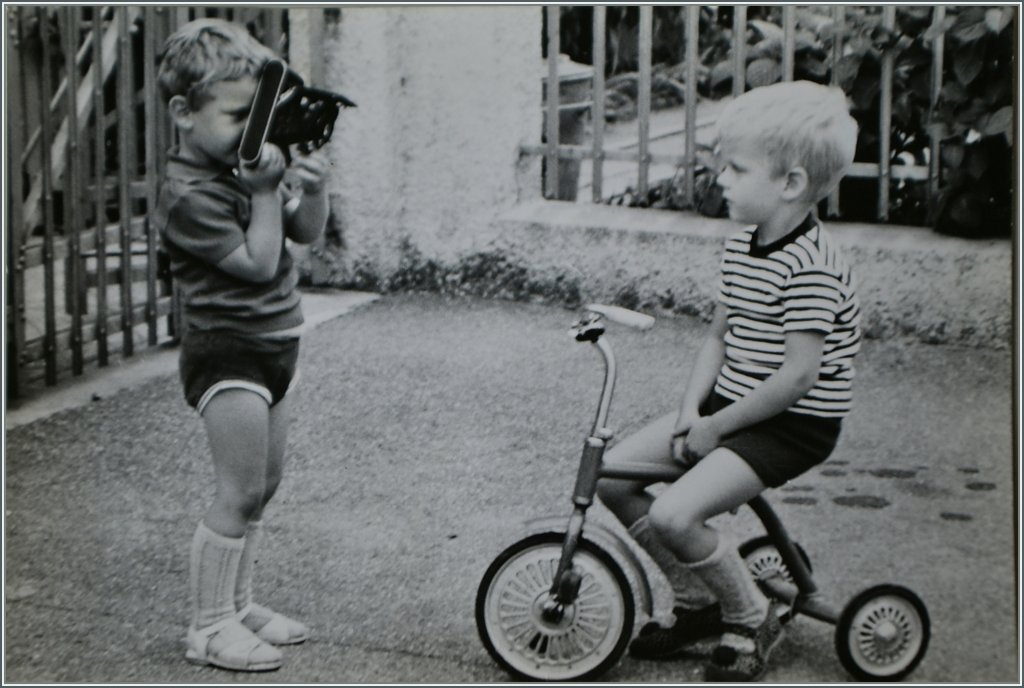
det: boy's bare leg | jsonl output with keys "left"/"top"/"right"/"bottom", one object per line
{"left": 201, "top": 389, "right": 272, "bottom": 537}
{"left": 598, "top": 411, "right": 717, "bottom": 644}
{"left": 235, "top": 395, "right": 289, "bottom": 614}
{"left": 649, "top": 449, "right": 782, "bottom": 679}
{"left": 231, "top": 395, "right": 309, "bottom": 644}
{"left": 187, "top": 389, "right": 282, "bottom": 670}
{"left": 649, "top": 448, "right": 769, "bottom": 628}
{"left": 259, "top": 395, "right": 291, "bottom": 517}
{"left": 597, "top": 411, "right": 678, "bottom": 527}
{"left": 648, "top": 448, "right": 764, "bottom": 563}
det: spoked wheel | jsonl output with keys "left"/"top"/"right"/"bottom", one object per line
{"left": 475, "top": 532, "right": 635, "bottom": 681}
{"left": 835, "top": 584, "right": 930, "bottom": 681}
{"left": 739, "top": 536, "right": 812, "bottom": 623}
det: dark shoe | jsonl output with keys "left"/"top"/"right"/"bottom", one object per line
{"left": 628, "top": 603, "right": 724, "bottom": 660}
{"left": 703, "top": 603, "right": 784, "bottom": 682}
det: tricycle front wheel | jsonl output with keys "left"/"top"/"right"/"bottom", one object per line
{"left": 475, "top": 532, "right": 635, "bottom": 681}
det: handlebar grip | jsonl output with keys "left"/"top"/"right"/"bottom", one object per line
{"left": 238, "top": 59, "right": 287, "bottom": 168}
{"left": 584, "top": 304, "right": 655, "bottom": 331}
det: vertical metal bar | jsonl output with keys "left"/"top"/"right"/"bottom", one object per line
{"left": 93, "top": 7, "right": 108, "bottom": 366}
{"left": 143, "top": 6, "right": 158, "bottom": 345}
{"left": 782, "top": 6, "right": 795, "bottom": 82}
{"left": 684, "top": 5, "right": 699, "bottom": 207}
{"left": 167, "top": 7, "right": 185, "bottom": 337}
{"left": 590, "top": 6, "right": 606, "bottom": 202}
{"left": 732, "top": 5, "right": 747, "bottom": 97}
{"left": 544, "top": 6, "right": 560, "bottom": 200}
{"left": 827, "top": 4, "right": 846, "bottom": 218}
{"left": 174, "top": 7, "right": 190, "bottom": 31}
{"left": 38, "top": 8, "right": 60, "bottom": 384}
{"left": 154, "top": 5, "right": 173, "bottom": 172}
{"left": 117, "top": 6, "right": 134, "bottom": 356}
{"left": 153, "top": 5, "right": 177, "bottom": 338}
{"left": 153, "top": 7, "right": 169, "bottom": 184}
{"left": 6, "top": 7, "right": 27, "bottom": 396}
{"left": 928, "top": 6, "right": 946, "bottom": 202}
{"left": 62, "top": 6, "right": 84, "bottom": 374}
{"left": 38, "top": 7, "right": 59, "bottom": 385}
{"left": 878, "top": 5, "right": 896, "bottom": 221}
{"left": 637, "top": 5, "right": 652, "bottom": 198}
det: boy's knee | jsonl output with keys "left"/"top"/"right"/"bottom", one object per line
{"left": 222, "top": 482, "right": 268, "bottom": 520}
{"left": 648, "top": 499, "right": 697, "bottom": 543}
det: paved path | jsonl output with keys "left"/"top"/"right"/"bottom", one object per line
{"left": 4, "top": 293, "right": 1017, "bottom": 682}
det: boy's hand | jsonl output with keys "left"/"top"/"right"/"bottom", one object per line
{"left": 238, "top": 143, "right": 286, "bottom": 193}
{"left": 681, "top": 416, "right": 722, "bottom": 465}
{"left": 670, "top": 411, "right": 698, "bottom": 465}
{"left": 289, "top": 150, "right": 330, "bottom": 194}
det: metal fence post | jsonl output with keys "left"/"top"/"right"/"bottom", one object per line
{"left": 684, "top": 5, "right": 699, "bottom": 208}
{"left": 637, "top": 6, "right": 652, "bottom": 198}
{"left": 6, "top": 6, "right": 27, "bottom": 396}
{"left": 544, "top": 6, "right": 560, "bottom": 200}
{"left": 37, "top": 7, "right": 59, "bottom": 386}
{"left": 116, "top": 7, "right": 134, "bottom": 356}
{"left": 732, "top": 5, "right": 747, "bottom": 97}
{"left": 878, "top": 6, "right": 896, "bottom": 221}
{"left": 591, "top": 6, "right": 606, "bottom": 203}
{"left": 62, "top": 6, "right": 84, "bottom": 374}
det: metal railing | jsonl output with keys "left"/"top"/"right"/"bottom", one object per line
{"left": 5, "top": 6, "right": 285, "bottom": 398}
{"left": 527, "top": 5, "right": 947, "bottom": 220}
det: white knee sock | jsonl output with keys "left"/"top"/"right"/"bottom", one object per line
{"left": 685, "top": 531, "right": 769, "bottom": 629}
{"left": 235, "top": 520, "right": 263, "bottom": 612}
{"left": 190, "top": 522, "right": 245, "bottom": 630}
{"left": 628, "top": 516, "right": 716, "bottom": 610}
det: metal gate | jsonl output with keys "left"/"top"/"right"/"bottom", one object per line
{"left": 5, "top": 6, "right": 286, "bottom": 398}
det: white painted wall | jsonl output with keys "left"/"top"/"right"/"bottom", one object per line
{"left": 289, "top": 6, "right": 542, "bottom": 284}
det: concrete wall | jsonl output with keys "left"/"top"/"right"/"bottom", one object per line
{"left": 490, "top": 201, "right": 1014, "bottom": 349}
{"left": 287, "top": 7, "right": 1013, "bottom": 350}
{"left": 288, "top": 6, "right": 542, "bottom": 286}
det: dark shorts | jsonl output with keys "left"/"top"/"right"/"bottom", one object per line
{"left": 702, "top": 391, "right": 842, "bottom": 488}
{"left": 179, "top": 329, "right": 300, "bottom": 414}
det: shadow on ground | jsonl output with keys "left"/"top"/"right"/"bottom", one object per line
{"left": 4, "top": 293, "right": 1017, "bottom": 682}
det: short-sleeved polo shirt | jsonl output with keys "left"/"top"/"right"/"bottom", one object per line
{"left": 152, "top": 150, "right": 303, "bottom": 335}
{"left": 714, "top": 215, "right": 861, "bottom": 418}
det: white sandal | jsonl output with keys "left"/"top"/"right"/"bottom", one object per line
{"left": 185, "top": 617, "right": 283, "bottom": 671}
{"left": 237, "top": 602, "right": 309, "bottom": 645}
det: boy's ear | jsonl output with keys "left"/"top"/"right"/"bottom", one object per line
{"left": 781, "top": 166, "right": 809, "bottom": 201}
{"left": 168, "top": 95, "right": 193, "bottom": 130}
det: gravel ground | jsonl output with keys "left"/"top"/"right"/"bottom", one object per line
{"left": 4, "top": 292, "right": 1017, "bottom": 683}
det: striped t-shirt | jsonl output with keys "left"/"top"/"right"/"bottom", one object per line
{"left": 714, "top": 215, "right": 861, "bottom": 418}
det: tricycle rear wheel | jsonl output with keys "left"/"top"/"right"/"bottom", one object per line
{"left": 739, "top": 535, "right": 812, "bottom": 623}
{"left": 835, "top": 584, "right": 930, "bottom": 681}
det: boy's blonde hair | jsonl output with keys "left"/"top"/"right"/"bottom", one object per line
{"left": 157, "top": 18, "right": 277, "bottom": 107}
{"left": 717, "top": 80, "right": 858, "bottom": 203}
